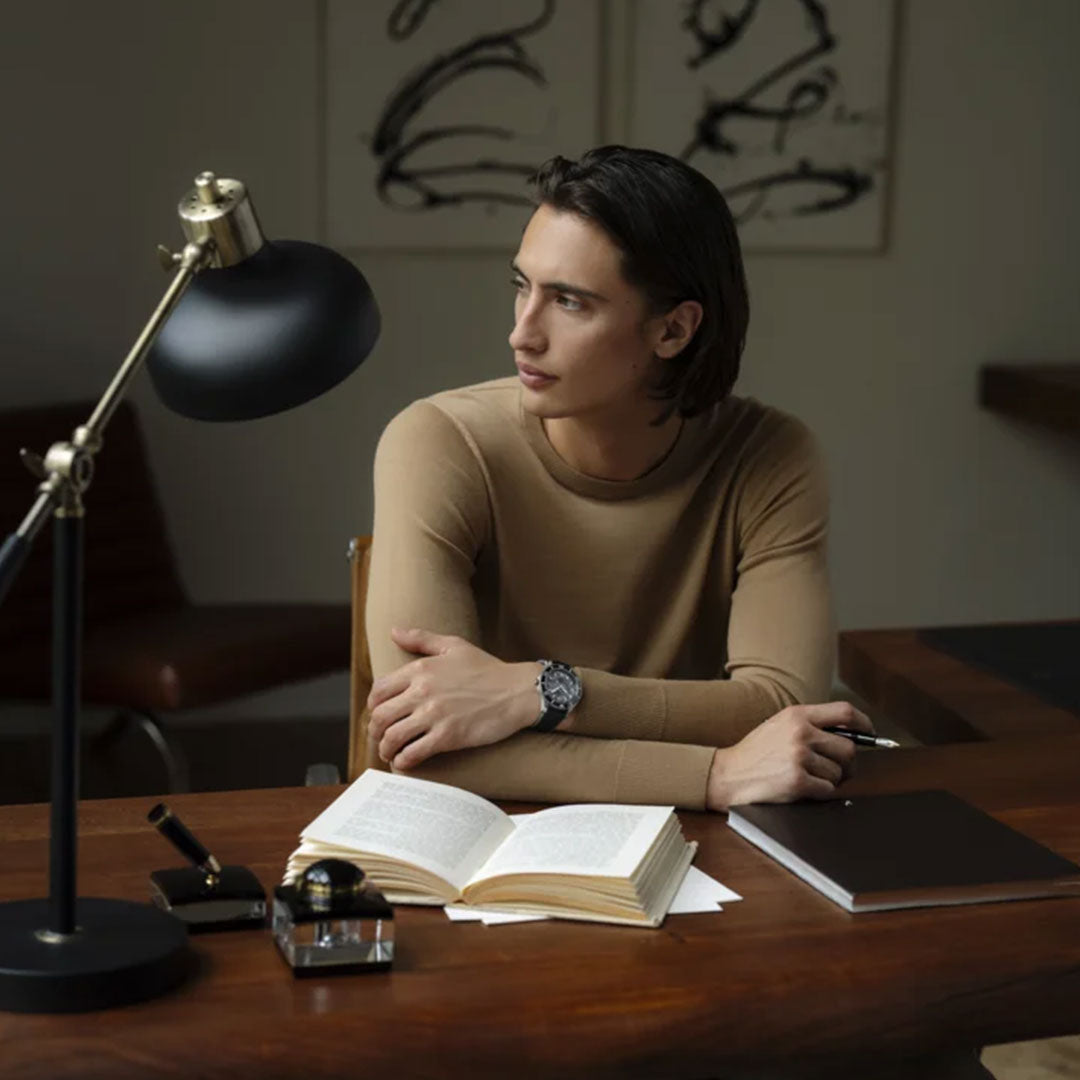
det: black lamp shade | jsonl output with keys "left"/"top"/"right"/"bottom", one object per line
{"left": 147, "top": 240, "right": 380, "bottom": 421}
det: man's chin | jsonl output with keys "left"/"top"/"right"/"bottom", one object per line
{"left": 519, "top": 392, "right": 572, "bottom": 421}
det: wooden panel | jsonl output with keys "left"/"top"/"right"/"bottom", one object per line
{"left": 839, "top": 627, "right": 1080, "bottom": 744}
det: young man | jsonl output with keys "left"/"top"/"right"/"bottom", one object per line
{"left": 363, "top": 145, "right": 874, "bottom": 812}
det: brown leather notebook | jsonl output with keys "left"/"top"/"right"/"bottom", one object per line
{"left": 727, "top": 790, "right": 1080, "bottom": 912}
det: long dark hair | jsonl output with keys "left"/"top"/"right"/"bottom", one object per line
{"left": 532, "top": 145, "right": 749, "bottom": 419}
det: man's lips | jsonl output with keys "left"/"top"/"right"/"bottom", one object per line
{"left": 516, "top": 362, "right": 557, "bottom": 381}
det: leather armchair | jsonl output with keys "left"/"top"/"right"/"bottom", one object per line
{"left": 0, "top": 400, "right": 351, "bottom": 792}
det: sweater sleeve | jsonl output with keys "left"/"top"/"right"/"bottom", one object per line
{"left": 562, "top": 417, "right": 834, "bottom": 747}
{"left": 366, "top": 400, "right": 717, "bottom": 810}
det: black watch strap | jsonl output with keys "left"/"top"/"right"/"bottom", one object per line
{"left": 533, "top": 702, "right": 567, "bottom": 733}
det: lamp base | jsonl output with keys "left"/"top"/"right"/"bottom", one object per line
{"left": 0, "top": 897, "right": 190, "bottom": 1013}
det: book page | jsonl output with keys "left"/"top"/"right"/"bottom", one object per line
{"left": 301, "top": 771, "right": 515, "bottom": 891}
{"left": 469, "top": 804, "right": 673, "bottom": 884}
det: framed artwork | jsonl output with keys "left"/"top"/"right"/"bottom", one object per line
{"left": 626, "top": 0, "right": 899, "bottom": 252}
{"left": 325, "top": 0, "right": 603, "bottom": 252}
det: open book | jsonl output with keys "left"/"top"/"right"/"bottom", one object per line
{"left": 284, "top": 771, "right": 696, "bottom": 927}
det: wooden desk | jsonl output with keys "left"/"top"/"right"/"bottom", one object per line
{"left": 839, "top": 627, "right": 1080, "bottom": 744}
{"left": 2, "top": 738, "right": 1079, "bottom": 1080}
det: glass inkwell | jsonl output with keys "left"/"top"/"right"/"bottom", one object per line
{"left": 273, "top": 859, "right": 394, "bottom": 975}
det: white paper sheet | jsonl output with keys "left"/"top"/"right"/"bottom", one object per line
{"left": 667, "top": 865, "right": 742, "bottom": 913}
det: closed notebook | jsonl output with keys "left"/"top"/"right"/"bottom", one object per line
{"left": 727, "top": 790, "right": 1080, "bottom": 913}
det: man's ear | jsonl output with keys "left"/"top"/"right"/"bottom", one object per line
{"left": 652, "top": 300, "right": 704, "bottom": 360}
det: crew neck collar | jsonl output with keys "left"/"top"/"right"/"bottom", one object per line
{"left": 520, "top": 393, "right": 718, "bottom": 501}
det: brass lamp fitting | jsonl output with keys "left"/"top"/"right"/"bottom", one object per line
{"left": 176, "top": 171, "right": 266, "bottom": 268}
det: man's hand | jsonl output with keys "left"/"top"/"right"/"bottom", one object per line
{"left": 367, "top": 627, "right": 541, "bottom": 770}
{"left": 705, "top": 702, "right": 875, "bottom": 811}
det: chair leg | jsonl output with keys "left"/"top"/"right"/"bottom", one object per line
{"left": 91, "top": 709, "right": 191, "bottom": 794}
{"left": 304, "top": 762, "right": 341, "bottom": 786}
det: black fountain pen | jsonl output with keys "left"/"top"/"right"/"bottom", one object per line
{"left": 823, "top": 726, "right": 900, "bottom": 749}
{"left": 148, "top": 804, "right": 221, "bottom": 887}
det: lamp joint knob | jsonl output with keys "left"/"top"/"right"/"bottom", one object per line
{"left": 18, "top": 448, "right": 47, "bottom": 482}
{"left": 157, "top": 244, "right": 182, "bottom": 272}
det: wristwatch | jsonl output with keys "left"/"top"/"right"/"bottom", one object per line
{"left": 532, "top": 660, "right": 583, "bottom": 732}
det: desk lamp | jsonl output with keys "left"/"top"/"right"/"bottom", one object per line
{"left": 0, "top": 172, "right": 379, "bottom": 1013}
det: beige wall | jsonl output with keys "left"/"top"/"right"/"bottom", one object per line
{"left": 1, "top": 1, "right": 1078, "bottom": 720}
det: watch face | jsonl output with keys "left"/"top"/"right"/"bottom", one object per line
{"left": 541, "top": 663, "right": 582, "bottom": 711}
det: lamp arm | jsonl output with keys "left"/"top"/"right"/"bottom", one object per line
{"left": 0, "top": 494, "right": 51, "bottom": 604}
{"left": 0, "top": 239, "right": 212, "bottom": 607}
{"left": 86, "top": 239, "right": 212, "bottom": 438}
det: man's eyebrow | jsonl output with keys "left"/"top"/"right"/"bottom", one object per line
{"left": 510, "top": 260, "right": 608, "bottom": 303}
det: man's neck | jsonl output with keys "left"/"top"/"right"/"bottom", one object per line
{"left": 542, "top": 410, "right": 683, "bottom": 482}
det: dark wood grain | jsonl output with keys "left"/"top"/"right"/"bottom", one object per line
{"left": 980, "top": 362, "right": 1080, "bottom": 435}
{"left": 2, "top": 738, "right": 1079, "bottom": 1080}
{"left": 839, "top": 627, "right": 1080, "bottom": 744}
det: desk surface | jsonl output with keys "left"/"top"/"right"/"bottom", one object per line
{"left": 2, "top": 737, "right": 1080, "bottom": 1080}
{"left": 839, "top": 625, "right": 1080, "bottom": 744}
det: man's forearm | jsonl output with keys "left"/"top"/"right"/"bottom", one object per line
{"left": 398, "top": 730, "right": 717, "bottom": 810}
{"left": 558, "top": 667, "right": 793, "bottom": 748}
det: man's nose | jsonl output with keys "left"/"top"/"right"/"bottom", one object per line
{"left": 509, "top": 301, "right": 545, "bottom": 352}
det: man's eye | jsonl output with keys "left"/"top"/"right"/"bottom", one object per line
{"left": 557, "top": 294, "right": 583, "bottom": 311}
{"left": 510, "top": 277, "right": 527, "bottom": 293}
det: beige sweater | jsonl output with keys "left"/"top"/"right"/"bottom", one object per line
{"left": 366, "top": 377, "right": 833, "bottom": 810}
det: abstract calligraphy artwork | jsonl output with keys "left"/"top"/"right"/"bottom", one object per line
{"left": 627, "top": 0, "right": 897, "bottom": 251}
{"left": 326, "top": 0, "right": 602, "bottom": 251}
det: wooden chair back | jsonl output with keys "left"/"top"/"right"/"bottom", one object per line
{"left": 347, "top": 535, "right": 379, "bottom": 780}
